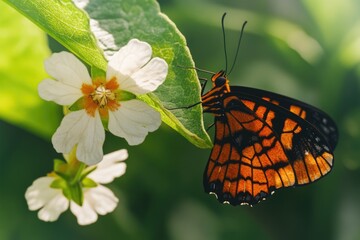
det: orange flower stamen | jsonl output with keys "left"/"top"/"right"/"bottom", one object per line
{"left": 80, "top": 78, "right": 120, "bottom": 117}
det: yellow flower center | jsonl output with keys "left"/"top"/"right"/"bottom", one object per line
{"left": 81, "top": 77, "right": 120, "bottom": 117}
{"left": 91, "top": 85, "right": 116, "bottom": 108}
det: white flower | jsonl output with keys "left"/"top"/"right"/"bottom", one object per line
{"left": 25, "top": 149, "right": 128, "bottom": 225}
{"left": 25, "top": 177, "right": 69, "bottom": 222}
{"left": 38, "top": 39, "right": 168, "bottom": 165}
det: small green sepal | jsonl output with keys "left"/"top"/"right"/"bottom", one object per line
{"left": 69, "top": 183, "right": 84, "bottom": 206}
{"left": 50, "top": 177, "right": 67, "bottom": 189}
{"left": 82, "top": 177, "right": 98, "bottom": 188}
{"left": 81, "top": 165, "right": 97, "bottom": 180}
{"left": 116, "top": 90, "right": 136, "bottom": 102}
{"left": 91, "top": 66, "right": 106, "bottom": 79}
{"left": 69, "top": 98, "right": 85, "bottom": 112}
{"left": 53, "top": 159, "right": 67, "bottom": 173}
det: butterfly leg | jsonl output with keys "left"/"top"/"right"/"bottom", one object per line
{"left": 206, "top": 122, "right": 215, "bottom": 132}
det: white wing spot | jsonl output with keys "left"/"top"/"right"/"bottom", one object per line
{"left": 209, "top": 192, "right": 218, "bottom": 199}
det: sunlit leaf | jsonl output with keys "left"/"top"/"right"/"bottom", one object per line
{"left": 75, "top": 0, "right": 212, "bottom": 148}
{"left": 4, "top": 0, "right": 212, "bottom": 148}
{"left": 4, "top": 0, "right": 107, "bottom": 70}
{"left": 0, "top": 2, "right": 60, "bottom": 138}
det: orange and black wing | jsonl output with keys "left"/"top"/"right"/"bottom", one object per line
{"left": 204, "top": 91, "right": 336, "bottom": 206}
{"left": 232, "top": 86, "right": 338, "bottom": 150}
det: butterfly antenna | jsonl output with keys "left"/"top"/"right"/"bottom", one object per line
{"left": 176, "top": 65, "right": 216, "bottom": 75}
{"left": 221, "top": 12, "right": 228, "bottom": 74}
{"left": 228, "top": 21, "right": 247, "bottom": 75}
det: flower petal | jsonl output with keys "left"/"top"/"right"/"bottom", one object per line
{"left": 70, "top": 185, "right": 118, "bottom": 225}
{"left": 38, "top": 78, "right": 83, "bottom": 106}
{"left": 70, "top": 200, "right": 98, "bottom": 225}
{"left": 37, "top": 194, "right": 69, "bottom": 222}
{"left": 25, "top": 177, "right": 57, "bottom": 211}
{"left": 86, "top": 186, "right": 119, "bottom": 215}
{"left": 25, "top": 176, "right": 69, "bottom": 222}
{"left": 107, "top": 39, "right": 152, "bottom": 78}
{"left": 125, "top": 57, "right": 168, "bottom": 94}
{"left": 44, "top": 51, "right": 92, "bottom": 86}
{"left": 52, "top": 110, "right": 105, "bottom": 165}
{"left": 107, "top": 39, "right": 151, "bottom": 85}
{"left": 108, "top": 99, "right": 161, "bottom": 145}
{"left": 88, "top": 149, "right": 128, "bottom": 184}
{"left": 87, "top": 185, "right": 118, "bottom": 215}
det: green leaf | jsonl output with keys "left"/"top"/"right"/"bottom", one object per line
{"left": 4, "top": 0, "right": 107, "bottom": 70}
{"left": 4, "top": 0, "right": 212, "bottom": 148}
{"left": 0, "top": 2, "right": 60, "bottom": 138}
{"left": 81, "top": 0, "right": 212, "bottom": 147}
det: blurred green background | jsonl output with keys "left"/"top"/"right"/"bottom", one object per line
{"left": 1, "top": 0, "right": 360, "bottom": 239}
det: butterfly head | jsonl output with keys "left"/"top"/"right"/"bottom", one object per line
{"left": 211, "top": 70, "right": 231, "bottom": 93}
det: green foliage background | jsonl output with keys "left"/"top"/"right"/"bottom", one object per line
{"left": 1, "top": 0, "right": 360, "bottom": 239}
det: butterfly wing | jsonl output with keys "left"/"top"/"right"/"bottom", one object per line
{"left": 231, "top": 86, "right": 338, "bottom": 150}
{"left": 203, "top": 91, "right": 335, "bottom": 206}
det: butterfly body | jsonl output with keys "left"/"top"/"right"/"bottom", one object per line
{"left": 202, "top": 70, "right": 338, "bottom": 206}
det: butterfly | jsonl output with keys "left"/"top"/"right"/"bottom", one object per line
{"left": 200, "top": 14, "right": 338, "bottom": 206}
